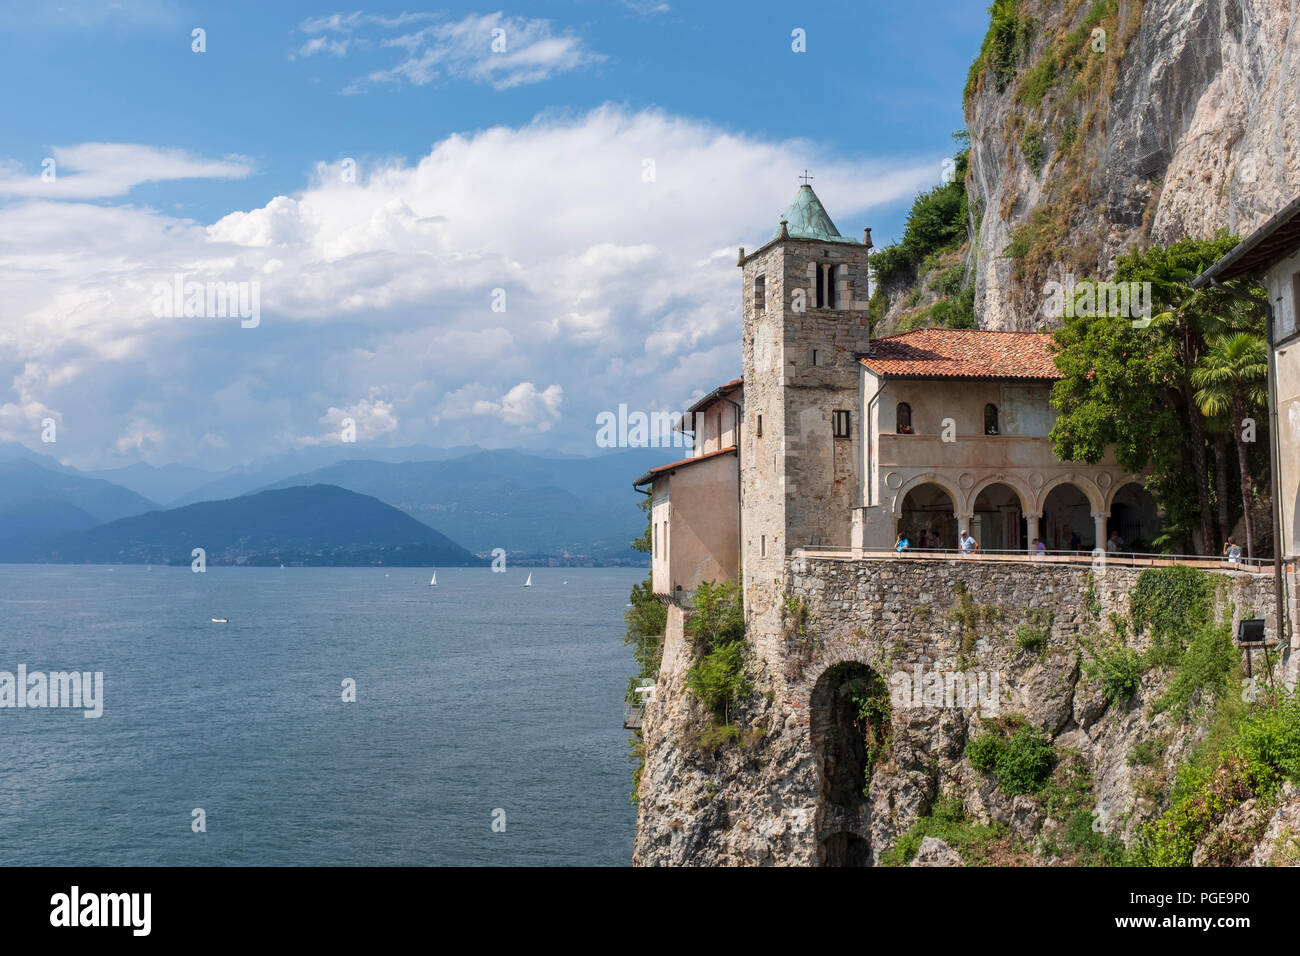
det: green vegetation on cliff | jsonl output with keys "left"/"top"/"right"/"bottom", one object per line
{"left": 1133, "top": 695, "right": 1300, "bottom": 866}
{"left": 625, "top": 496, "right": 665, "bottom": 803}
{"left": 685, "top": 580, "right": 750, "bottom": 731}
{"left": 869, "top": 133, "right": 977, "bottom": 333}
{"left": 1048, "top": 236, "right": 1270, "bottom": 555}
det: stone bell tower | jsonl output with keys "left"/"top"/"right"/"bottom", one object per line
{"left": 737, "top": 180, "right": 873, "bottom": 658}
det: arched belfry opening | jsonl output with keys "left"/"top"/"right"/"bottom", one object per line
{"left": 810, "top": 661, "right": 891, "bottom": 866}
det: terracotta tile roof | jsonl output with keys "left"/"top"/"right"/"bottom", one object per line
{"left": 684, "top": 378, "right": 743, "bottom": 415}
{"left": 860, "top": 329, "right": 1061, "bottom": 380}
{"left": 633, "top": 445, "right": 738, "bottom": 487}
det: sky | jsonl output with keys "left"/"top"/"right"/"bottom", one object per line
{"left": 0, "top": 0, "right": 989, "bottom": 470}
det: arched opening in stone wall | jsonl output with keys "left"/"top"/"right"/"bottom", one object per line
{"left": 900, "top": 483, "right": 956, "bottom": 550}
{"left": 972, "top": 482, "right": 1026, "bottom": 552}
{"left": 819, "top": 831, "right": 872, "bottom": 867}
{"left": 1041, "top": 483, "right": 1094, "bottom": 552}
{"left": 810, "top": 662, "right": 891, "bottom": 866}
{"left": 1109, "top": 482, "right": 1162, "bottom": 552}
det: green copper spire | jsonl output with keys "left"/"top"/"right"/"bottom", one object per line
{"left": 770, "top": 183, "right": 860, "bottom": 244}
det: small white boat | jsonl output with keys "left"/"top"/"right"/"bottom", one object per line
{"left": 211, "top": 617, "right": 228, "bottom": 624}
{"left": 524, "top": 573, "right": 532, "bottom": 588}
{"left": 147, "top": 565, "right": 152, "bottom": 572}
{"left": 429, "top": 571, "right": 437, "bottom": 586}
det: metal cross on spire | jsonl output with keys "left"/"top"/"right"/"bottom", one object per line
{"left": 799, "top": 169, "right": 814, "bottom": 186}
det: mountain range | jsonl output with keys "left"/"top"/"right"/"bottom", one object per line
{"left": 0, "top": 444, "right": 671, "bottom": 565}
{"left": 14, "top": 484, "right": 482, "bottom": 567}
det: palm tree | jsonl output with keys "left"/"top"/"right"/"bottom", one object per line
{"left": 1191, "top": 332, "right": 1269, "bottom": 557}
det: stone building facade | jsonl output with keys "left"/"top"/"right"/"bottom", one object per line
{"left": 854, "top": 328, "right": 1157, "bottom": 555}
{"left": 631, "top": 183, "right": 1293, "bottom": 866}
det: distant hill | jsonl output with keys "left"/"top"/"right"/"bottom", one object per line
{"left": 168, "top": 444, "right": 486, "bottom": 507}
{"left": 256, "top": 448, "right": 672, "bottom": 563}
{"left": 84, "top": 461, "right": 220, "bottom": 505}
{"left": 0, "top": 459, "right": 159, "bottom": 523}
{"left": 0, "top": 500, "right": 100, "bottom": 557}
{"left": 14, "top": 484, "right": 483, "bottom": 566}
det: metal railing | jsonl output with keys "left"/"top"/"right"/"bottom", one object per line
{"left": 791, "top": 546, "right": 1274, "bottom": 573}
{"left": 623, "top": 704, "right": 645, "bottom": 730}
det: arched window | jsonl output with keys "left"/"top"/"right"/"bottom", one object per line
{"left": 984, "top": 404, "right": 999, "bottom": 435}
{"left": 816, "top": 263, "right": 837, "bottom": 309}
{"left": 896, "top": 402, "right": 913, "bottom": 434}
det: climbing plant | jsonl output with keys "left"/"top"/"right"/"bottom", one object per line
{"left": 1128, "top": 566, "right": 1215, "bottom": 667}
{"left": 846, "top": 672, "right": 894, "bottom": 792}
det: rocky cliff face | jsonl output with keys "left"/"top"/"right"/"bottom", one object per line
{"left": 966, "top": 0, "right": 1300, "bottom": 330}
{"left": 634, "top": 559, "right": 1297, "bottom": 866}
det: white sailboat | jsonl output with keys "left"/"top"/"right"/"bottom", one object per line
{"left": 524, "top": 573, "right": 532, "bottom": 588}
{"left": 429, "top": 570, "right": 437, "bottom": 586}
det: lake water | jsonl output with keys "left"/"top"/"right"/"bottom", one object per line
{"left": 0, "top": 565, "right": 640, "bottom": 866}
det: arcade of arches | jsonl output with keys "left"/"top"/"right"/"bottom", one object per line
{"left": 897, "top": 479, "right": 1161, "bottom": 553}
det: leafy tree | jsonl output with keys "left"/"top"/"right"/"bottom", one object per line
{"left": 1048, "top": 234, "right": 1263, "bottom": 554}
{"left": 870, "top": 133, "right": 970, "bottom": 289}
{"left": 1191, "top": 331, "right": 1269, "bottom": 557}
{"left": 684, "top": 580, "right": 748, "bottom": 725}
{"left": 624, "top": 495, "right": 665, "bottom": 704}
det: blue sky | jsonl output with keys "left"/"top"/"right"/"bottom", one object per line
{"left": 0, "top": 0, "right": 989, "bottom": 469}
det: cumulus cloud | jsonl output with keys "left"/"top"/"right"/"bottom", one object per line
{"left": 297, "top": 10, "right": 603, "bottom": 90}
{"left": 301, "top": 393, "right": 400, "bottom": 445}
{"left": 0, "top": 143, "right": 254, "bottom": 200}
{"left": 471, "top": 382, "right": 564, "bottom": 430}
{"left": 0, "top": 106, "right": 941, "bottom": 468}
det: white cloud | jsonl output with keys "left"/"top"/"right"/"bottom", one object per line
{"left": 297, "top": 10, "right": 603, "bottom": 90}
{"left": 301, "top": 394, "right": 400, "bottom": 445}
{"left": 0, "top": 143, "right": 254, "bottom": 199}
{"left": 0, "top": 106, "right": 941, "bottom": 468}
{"left": 471, "top": 381, "right": 564, "bottom": 430}
{"left": 113, "top": 418, "right": 165, "bottom": 455}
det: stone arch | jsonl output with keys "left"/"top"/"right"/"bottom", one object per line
{"left": 964, "top": 474, "right": 1034, "bottom": 516}
{"left": 967, "top": 478, "right": 1032, "bottom": 552}
{"left": 896, "top": 479, "right": 960, "bottom": 550}
{"left": 809, "top": 661, "right": 890, "bottom": 867}
{"left": 1038, "top": 478, "right": 1101, "bottom": 552}
{"left": 806, "top": 660, "right": 889, "bottom": 811}
{"left": 890, "top": 472, "right": 963, "bottom": 516}
{"left": 1034, "top": 474, "right": 1104, "bottom": 515}
{"left": 819, "top": 831, "right": 872, "bottom": 867}
{"left": 1104, "top": 476, "right": 1147, "bottom": 511}
{"left": 1106, "top": 479, "right": 1162, "bottom": 552}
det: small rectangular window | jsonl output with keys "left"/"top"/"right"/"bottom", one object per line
{"left": 812, "top": 349, "right": 818, "bottom": 366}
{"left": 760, "top": 534, "right": 766, "bottom": 557}
{"left": 1292, "top": 271, "right": 1300, "bottom": 333}
{"left": 756, "top": 414, "right": 763, "bottom": 438}
{"left": 754, "top": 274, "right": 766, "bottom": 313}
{"left": 653, "top": 522, "right": 658, "bottom": 557}
{"left": 833, "top": 409, "right": 851, "bottom": 439}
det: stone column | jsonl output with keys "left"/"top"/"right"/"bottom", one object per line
{"left": 1026, "top": 513, "right": 1042, "bottom": 554}
{"left": 957, "top": 513, "right": 972, "bottom": 538}
{"left": 1092, "top": 512, "right": 1109, "bottom": 552}
{"left": 820, "top": 263, "right": 830, "bottom": 308}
